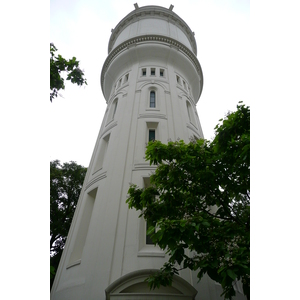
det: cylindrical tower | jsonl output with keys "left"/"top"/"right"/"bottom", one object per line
{"left": 51, "top": 5, "right": 245, "bottom": 300}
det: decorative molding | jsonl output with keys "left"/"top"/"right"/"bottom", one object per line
{"left": 179, "top": 91, "right": 196, "bottom": 106}
{"left": 103, "top": 121, "right": 117, "bottom": 136}
{"left": 108, "top": 90, "right": 125, "bottom": 105}
{"left": 186, "top": 123, "right": 199, "bottom": 134}
{"left": 137, "top": 246, "right": 165, "bottom": 257}
{"left": 66, "top": 259, "right": 81, "bottom": 269}
{"left": 108, "top": 6, "right": 197, "bottom": 55}
{"left": 85, "top": 171, "right": 107, "bottom": 191}
{"left": 145, "top": 108, "right": 160, "bottom": 112}
{"left": 133, "top": 163, "right": 157, "bottom": 171}
{"left": 138, "top": 113, "right": 167, "bottom": 120}
{"left": 105, "top": 269, "right": 198, "bottom": 299}
{"left": 137, "top": 80, "right": 169, "bottom": 93}
{"left": 101, "top": 35, "right": 203, "bottom": 100}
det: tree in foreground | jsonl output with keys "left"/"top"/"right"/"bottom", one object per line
{"left": 50, "top": 160, "right": 87, "bottom": 288}
{"left": 50, "top": 43, "right": 87, "bottom": 102}
{"left": 127, "top": 102, "right": 250, "bottom": 299}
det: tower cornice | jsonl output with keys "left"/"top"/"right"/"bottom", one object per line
{"left": 108, "top": 5, "right": 197, "bottom": 55}
{"left": 101, "top": 34, "right": 203, "bottom": 101}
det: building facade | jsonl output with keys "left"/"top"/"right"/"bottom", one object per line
{"left": 51, "top": 4, "right": 245, "bottom": 300}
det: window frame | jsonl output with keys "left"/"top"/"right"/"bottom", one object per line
{"left": 186, "top": 100, "right": 196, "bottom": 125}
{"left": 146, "top": 220, "right": 155, "bottom": 245}
{"left": 112, "top": 99, "right": 118, "bottom": 120}
{"left": 148, "top": 129, "right": 155, "bottom": 142}
{"left": 106, "top": 98, "right": 118, "bottom": 125}
{"left": 137, "top": 175, "right": 164, "bottom": 257}
{"left": 149, "top": 90, "right": 156, "bottom": 108}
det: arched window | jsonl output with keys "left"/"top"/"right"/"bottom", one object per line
{"left": 107, "top": 98, "right": 118, "bottom": 124}
{"left": 186, "top": 101, "right": 195, "bottom": 124}
{"left": 150, "top": 91, "right": 155, "bottom": 108}
{"left": 112, "top": 99, "right": 118, "bottom": 119}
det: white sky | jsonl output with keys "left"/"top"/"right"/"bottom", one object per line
{"left": 50, "top": 0, "right": 250, "bottom": 167}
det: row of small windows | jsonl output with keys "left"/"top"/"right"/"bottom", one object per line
{"left": 114, "top": 73, "right": 129, "bottom": 91}
{"left": 176, "top": 75, "right": 190, "bottom": 94}
{"left": 141, "top": 67, "right": 165, "bottom": 77}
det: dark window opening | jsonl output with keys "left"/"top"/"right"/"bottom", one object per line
{"left": 150, "top": 91, "right": 155, "bottom": 108}
{"left": 146, "top": 221, "right": 155, "bottom": 245}
{"left": 149, "top": 129, "right": 155, "bottom": 141}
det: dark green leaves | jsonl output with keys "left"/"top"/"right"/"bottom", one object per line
{"left": 50, "top": 160, "right": 87, "bottom": 287}
{"left": 50, "top": 43, "right": 87, "bottom": 102}
{"left": 227, "top": 269, "right": 237, "bottom": 280}
{"left": 127, "top": 103, "right": 250, "bottom": 299}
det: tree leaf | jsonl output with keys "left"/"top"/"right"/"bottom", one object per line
{"left": 226, "top": 269, "right": 237, "bottom": 280}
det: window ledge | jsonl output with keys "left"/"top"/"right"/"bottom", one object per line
{"left": 138, "top": 246, "right": 165, "bottom": 257}
{"left": 145, "top": 108, "right": 160, "bottom": 111}
{"left": 66, "top": 259, "right": 81, "bottom": 269}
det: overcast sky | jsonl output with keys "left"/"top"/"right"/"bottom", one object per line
{"left": 50, "top": 0, "right": 250, "bottom": 167}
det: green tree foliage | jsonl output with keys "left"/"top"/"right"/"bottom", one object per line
{"left": 50, "top": 43, "right": 87, "bottom": 102}
{"left": 50, "top": 160, "right": 87, "bottom": 287}
{"left": 127, "top": 102, "right": 250, "bottom": 299}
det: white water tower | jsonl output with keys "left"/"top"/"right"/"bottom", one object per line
{"left": 51, "top": 4, "right": 246, "bottom": 300}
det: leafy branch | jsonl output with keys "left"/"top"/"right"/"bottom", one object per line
{"left": 50, "top": 43, "right": 87, "bottom": 102}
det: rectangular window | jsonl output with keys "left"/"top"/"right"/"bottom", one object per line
{"left": 151, "top": 68, "right": 155, "bottom": 76}
{"left": 143, "top": 177, "right": 155, "bottom": 245}
{"left": 176, "top": 75, "right": 181, "bottom": 85}
{"left": 112, "top": 100, "right": 118, "bottom": 119}
{"left": 149, "top": 129, "right": 155, "bottom": 141}
{"left": 150, "top": 91, "right": 155, "bottom": 108}
{"left": 138, "top": 177, "right": 165, "bottom": 256}
{"left": 67, "top": 188, "right": 97, "bottom": 267}
{"left": 146, "top": 221, "right": 155, "bottom": 245}
{"left": 142, "top": 68, "right": 146, "bottom": 76}
{"left": 146, "top": 122, "right": 158, "bottom": 145}
{"left": 107, "top": 99, "right": 118, "bottom": 123}
{"left": 93, "top": 134, "right": 110, "bottom": 173}
{"left": 186, "top": 101, "right": 196, "bottom": 125}
{"left": 160, "top": 69, "right": 164, "bottom": 77}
